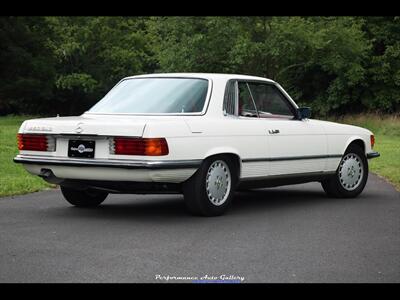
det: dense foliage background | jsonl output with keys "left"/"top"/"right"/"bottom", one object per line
{"left": 0, "top": 16, "right": 399, "bottom": 117}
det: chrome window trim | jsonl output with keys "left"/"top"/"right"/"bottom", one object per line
{"left": 234, "top": 81, "right": 239, "bottom": 116}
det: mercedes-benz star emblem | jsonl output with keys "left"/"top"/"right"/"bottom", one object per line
{"left": 77, "top": 144, "right": 86, "bottom": 153}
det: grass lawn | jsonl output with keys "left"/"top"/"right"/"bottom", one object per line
{"left": 0, "top": 114, "right": 399, "bottom": 197}
{"left": 330, "top": 114, "right": 400, "bottom": 191}
{"left": 369, "top": 135, "right": 400, "bottom": 190}
{"left": 0, "top": 115, "right": 54, "bottom": 197}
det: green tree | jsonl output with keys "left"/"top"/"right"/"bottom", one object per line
{"left": 0, "top": 17, "right": 56, "bottom": 115}
{"left": 0, "top": 16, "right": 399, "bottom": 116}
{"left": 148, "top": 16, "right": 240, "bottom": 73}
{"left": 46, "top": 16, "right": 155, "bottom": 115}
{"left": 361, "top": 17, "right": 400, "bottom": 112}
{"left": 151, "top": 16, "right": 371, "bottom": 116}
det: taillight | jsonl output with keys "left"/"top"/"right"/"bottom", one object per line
{"left": 370, "top": 135, "right": 375, "bottom": 149}
{"left": 17, "top": 134, "right": 56, "bottom": 152}
{"left": 111, "top": 137, "right": 169, "bottom": 156}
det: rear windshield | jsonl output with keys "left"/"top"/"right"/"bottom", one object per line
{"left": 89, "top": 77, "right": 209, "bottom": 114}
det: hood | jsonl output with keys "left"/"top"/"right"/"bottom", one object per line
{"left": 309, "top": 119, "right": 373, "bottom": 135}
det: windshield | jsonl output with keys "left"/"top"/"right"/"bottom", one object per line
{"left": 88, "top": 77, "right": 209, "bottom": 114}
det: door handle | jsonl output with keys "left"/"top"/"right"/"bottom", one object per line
{"left": 268, "top": 129, "right": 280, "bottom": 134}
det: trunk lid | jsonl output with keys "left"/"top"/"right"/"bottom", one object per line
{"left": 22, "top": 114, "right": 146, "bottom": 137}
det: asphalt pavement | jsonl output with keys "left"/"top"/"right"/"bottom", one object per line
{"left": 0, "top": 173, "right": 399, "bottom": 283}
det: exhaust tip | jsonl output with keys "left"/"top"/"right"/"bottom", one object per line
{"left": 39, "top": 168, "right": 63, "bottom": 184}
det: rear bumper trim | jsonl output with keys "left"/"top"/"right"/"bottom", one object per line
{"left": 366, "top": 152, "right": 380, "bottom": 159}
{"left": 13, "top": 155, "right": 202, "bottom": 170}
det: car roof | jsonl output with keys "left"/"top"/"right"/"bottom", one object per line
{"left": 123, "top": 73, "right": 275, "bottom": 83}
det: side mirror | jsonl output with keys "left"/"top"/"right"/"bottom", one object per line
{"left": 297, "top": 107, "right": 311, "bottom": 120}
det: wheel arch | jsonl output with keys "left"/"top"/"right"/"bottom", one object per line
{"left": 203, "top": 148, "right": 242, "bottom": 180}
{"left": 343, "top": 137, "right": 366, "bottom": 155}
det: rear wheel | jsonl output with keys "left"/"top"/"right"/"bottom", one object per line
{"left": 321, "top": 144, "right": 368, "bottom": 198}
{"left": 60, "top": 186, "right": 108, "bottom": 207}
{"left": 183, "top": 155, "right": 238, "bottom": 216}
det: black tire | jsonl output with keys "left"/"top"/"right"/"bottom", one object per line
{"left": 60, "top": 186, "right": 108, "bottom": 207}
{"left": 321, "top": 144, "right": 369, "bottom": 198}
{"left": 182, "top": 155, "right": 238, "bottom": 216}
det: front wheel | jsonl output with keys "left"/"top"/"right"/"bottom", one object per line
{"left": 183, "top": 155, "right": 238, "bottom": 216}
{"left": 321, "top": 144, "right": 368, "bottom": 198}
{"left": 60, "top": 186, "right": 108, "bottom": 207}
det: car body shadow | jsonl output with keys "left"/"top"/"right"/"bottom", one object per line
{"left": 231, "top": 187, "right": 341, "bottom": 214}
{"left": 46, "top": 184, "right": 357, "bottom": 221}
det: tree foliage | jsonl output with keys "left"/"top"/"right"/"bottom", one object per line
{"left": 0, "top": 17, "right": 56, "bottom": 114}
{"left": 0, "top": 16, "right": 399, "bottom": 116}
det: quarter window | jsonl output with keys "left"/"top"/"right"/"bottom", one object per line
{"left": 223, "top": 81, "right": 236, "bottom": 116}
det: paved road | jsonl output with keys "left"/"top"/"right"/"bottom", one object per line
{"left": 0, "top": 174, "right": 399, "bottom": 283}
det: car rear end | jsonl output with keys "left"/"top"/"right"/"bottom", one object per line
{"left": 13, "top": 115, "right": 201, "bottom": 193}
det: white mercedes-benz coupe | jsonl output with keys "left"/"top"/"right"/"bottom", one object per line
{"left": 14, "top": 73, "right": 380, "bottom": 216}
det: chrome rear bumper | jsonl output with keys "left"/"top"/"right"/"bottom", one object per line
{"left": 13, "top": 155, "right": 202, "bottom": 170}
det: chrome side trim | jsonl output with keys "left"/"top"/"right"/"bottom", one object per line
{"left": 366, "top": 152, "right": 380, "bottom": 159}
{"left": 242, "top": 154, "right": 342, "bottom": 163}
{"left": 13, "top": 155, "right": 202, "bottom": 170}
{"left": 240, "top": 171, "right": 336, "bottom": 182}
